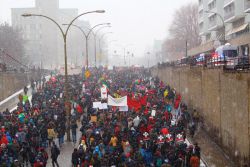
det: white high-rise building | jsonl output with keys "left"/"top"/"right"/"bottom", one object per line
{"left": 197, "top": 0, "right": 250, "bottom": 57}
{"left": 12, "top": 0, "right": 90, "bottom": 69}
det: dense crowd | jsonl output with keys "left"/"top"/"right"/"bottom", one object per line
{"left": 0, "top": 68, "right": 201, "bottom": 167}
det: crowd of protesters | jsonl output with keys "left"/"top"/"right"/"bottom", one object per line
{"left": 72, "top": 68, "right": 201, "bottom": 167}
{"left": 0, "top": 67, "right": 201, "bottom": 167}
{"left": 0, "top": 74, "right": 82, "bottom": 166}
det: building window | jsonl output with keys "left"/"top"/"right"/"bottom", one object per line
{"left": 209, "top": 14, "right": 217, "bottom": 27}
{"left": 208, "top": 0, "right": 216, "bottom": 10}
{"left": 224, "top": 2, "right": 235, "bottom": 20}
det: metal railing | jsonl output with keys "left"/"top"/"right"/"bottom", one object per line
{"left": 157, "top": 56, "right": 250, "bottom": 71}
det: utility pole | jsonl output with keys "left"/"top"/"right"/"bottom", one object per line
{"left": 147, "top": 52, "right": 150, "bottom": 68}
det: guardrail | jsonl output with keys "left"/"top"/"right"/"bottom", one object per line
{"left": 0, "top": 76, "right": 50, "bottom": 112}
{"left": 157, "top": 56, "right": 250, "bottom": 71}
{"left": 0, "top": 85, "right": 31, "bottom": 112}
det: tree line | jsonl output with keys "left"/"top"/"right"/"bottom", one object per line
{"left": 0, "top": 23, "right": 25, "bottom": 70}
{"left": 162, "top": 3, "right": 200, "bottom": 61}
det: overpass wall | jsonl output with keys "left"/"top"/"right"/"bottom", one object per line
{"left": 152, "top": 67, "right": 250, "bottom": 165}
{"left": 0, "top": 72, "right": 41, "bottom": 101}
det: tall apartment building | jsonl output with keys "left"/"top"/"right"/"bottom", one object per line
{"left": 198, "top": 0, "right": 250, "bottom": 57}
{"left": 11, "top": 0, "right": 90, "bottom": 69}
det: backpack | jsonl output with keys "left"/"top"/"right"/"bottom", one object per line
{"left": 52, "top": 146, "right": 60, "bottom": 156}
{"left": 56, "top": 147, "right": 60, "bottom": 155}
{"left": 78, "top": 145, "right": 84, "bottom": 155}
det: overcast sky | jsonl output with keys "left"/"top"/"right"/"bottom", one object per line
{"left": 0, "top": 0, "right": 196, "bottom": 59}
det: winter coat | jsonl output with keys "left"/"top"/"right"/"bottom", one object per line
{"left": 51, "top": 145, "right": 60, "bottom": 160}
{"left": 190, "top": 155, "right": 200, "bottom": 167}
{"left": 47, "top": 128, "right": 57, "bottom": 139}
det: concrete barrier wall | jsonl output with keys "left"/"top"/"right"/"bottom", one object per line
{"left": 152, "top": 67, "right": 250, "bottom": 166}
{"left": 0, "top": 72, "right": 41, "bottom": 101}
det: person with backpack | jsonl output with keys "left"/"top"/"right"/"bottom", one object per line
{"left": 71, "top": 120, "right": 78, "bottom": 144}
{"left": 72, "top": 148, "right": 79, "bottom": 167}
{"left": 51, "top": 141, "right": 60, "bottom": 167}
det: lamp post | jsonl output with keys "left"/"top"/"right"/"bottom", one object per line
{"left": 62, "top": 23, "right": 110, "bottom": 68}
{"left": 86, "top": 23, "right": 111, "bottom": 67}
{"left": 22, "top": 10, "right": 105, "bottom": 141}
{"left": 127, "top": 52, "right": 134, "bottom": 67}
{"left": 99, "top": 32, "right": 113, "bottom": 65}
{"left": 123, "top": 44, "right": 133, "bottom": 66}
{"left": 106, "top": 40, "right": 117, "bottom": 66}
{"left": 62, "top": 24, "right": 88, "bottom": 67}
{"left": 205, "top": 10, "right": 226, "bottom": 44}
{"left": 93, "top": 25, "right": 111, "bottom": 67}
{"left": 147, "top": 52, "right": 150, "bottom": 68}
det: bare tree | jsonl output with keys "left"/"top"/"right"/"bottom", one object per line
{"left": 0, "top": 23, "right": 25, "bottom": 67}
{"left": 163, "top": 3, "right": 200, "bottom": 60}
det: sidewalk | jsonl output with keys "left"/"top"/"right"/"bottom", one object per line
{"left": 47, "top": 140, "right": 76, "bottom": 167}
{"left": 46, "top": 122, "right": 81, "bottom": 167}
{"left": 189, "top": 128, "right": 235, "bottom": 167}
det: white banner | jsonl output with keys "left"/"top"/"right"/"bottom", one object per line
{"left": 119, "top": 106, "right": 128, "bottom": 112}
{"left": 93, "top": 102, "right": 108, "bottom": 110}
{"left": 151, "top": 110, "right": 156, "bottom": 117}
{"left": 108, "top": 95, "right": 127, "bottom": 107}
{"left": 93, "top": 102, "right": 102, "bottom": 109}
{"left": 99, "top": 103, "right": 108, "bottom": 110}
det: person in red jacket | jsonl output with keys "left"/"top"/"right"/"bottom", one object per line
{"left": 1, "top": 134, "right": 8, "bottom": 145}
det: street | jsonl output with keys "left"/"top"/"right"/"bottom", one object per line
{"left": 0, "top": 68, "right": 209, "bottom": 167}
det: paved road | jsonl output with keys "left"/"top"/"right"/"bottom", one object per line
{"left": 1, "top": 77, "right": 208, "bottom": 167}
{"left": 46, "top": 135, "right": 80, "bottom": 167}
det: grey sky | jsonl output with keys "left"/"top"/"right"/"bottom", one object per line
{"left": 0, "top": 0, "right": 196, "bottom": 58}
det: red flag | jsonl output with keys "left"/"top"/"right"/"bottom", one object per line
{"left": 140, "top": 95, "right": 148, "bottom": 106}
{"left": 127, "top": 96, "right": 141, "bottom": 112}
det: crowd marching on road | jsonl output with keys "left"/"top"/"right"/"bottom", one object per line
{"left": 0, "top": 67, "right": 202, "bottom": 167}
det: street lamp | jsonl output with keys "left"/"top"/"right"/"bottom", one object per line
{"left": 22, "top": 10, "right": 105, "bottom": 142}
{"left": 86, "top": 23, "right": 111, "bottom": 67}
{"left": 147, "top": 52, "right": 150, "bottom": 68}
{"left": 106, "top": 40, "right": 118, "bottom": 66}
{"left": 114, "top": 44, "right": 133, "bottom": 66}
{"left": 62, "top": 23, "right": 110, "bottom": 68}
{"left": 127, "top": 52, "right": 134, "bottom": 67}
{"left": 124, "top": 44, "right": 133, "bottom": 66}
{"left": 93, "top": 25, "right": 111, "bottom": 67}
{"left": 204, "top": 10, "right": 225, "bottom": 43}
{"left": 98, "top": 32, "right": 113, "bottom": 66}
{"left": 62, "top": 24, "right": 89, "bottom": 67}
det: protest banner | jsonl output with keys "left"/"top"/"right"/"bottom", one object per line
{"left": 108, "top": 95, "right": 127, "bottom": 107}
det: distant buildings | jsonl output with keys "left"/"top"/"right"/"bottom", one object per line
{"left": 12, "top": 0, "right": 92, "bottom": 69}
{"left": 193, "top": 0, "right": 250, "bottom": 57}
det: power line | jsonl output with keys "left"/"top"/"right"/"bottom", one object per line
{"left": 0, "top": 49, "right": 29, "bottom": 69}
